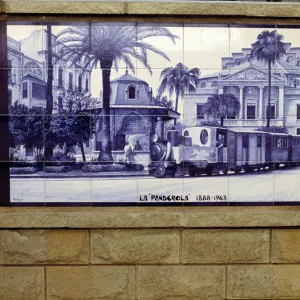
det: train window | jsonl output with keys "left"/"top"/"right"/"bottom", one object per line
{"left": 257, "top": 136, "right": 262, "bottom": 147}
{"left": 276, "top": 137, "right": 282, "bottom": 147}
{"left": 297, "top": 128, "right": 300, "bottom": 135}
{"left": 242, "top": 135, "right": 248, "bottom": 148}
{"left": 200, "top": 129, "right": 208, "bottom": 145}
{"left": 184, "top": 131, "right": 189, "bottom": 137}
{"left": 273, "top": 136, "right": 287, "bottom": 148}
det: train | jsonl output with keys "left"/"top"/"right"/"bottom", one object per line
{"left": 148, "top": 126, "right": 300, "bottom": 178}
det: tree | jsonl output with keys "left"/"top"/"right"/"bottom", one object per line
{"left": 44, "top": 24, "right": 54, "bottom": 160}
{"left": 54, "top": 89, "right": 101, "bottom": 114}
{"left": 203, "top": 93, "right": 240, "bottom": 127}
{"left": 153, "top": 95, "right": 174, "bottom": 110}
{"left": 249, "top": 30, "right": 286, "bottom": 128}
{"left": 9, "top": 103, "right": 44, "bottom": 160}
{"left": 46, "top": 113, "right": 96, "bottom": 162}
{"left": 51, "top": 90, "right": 99, "bottom": 161}
{"left": 55, "top": 25, "right": 178, "bottom": 164}
{"left": 158, "top": 62, "right": 200, "bottom": 120}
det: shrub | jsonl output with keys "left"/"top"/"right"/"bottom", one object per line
{"left": 45, "top": 166, "right": 72, "bottom": 173}
{"left": 10, "top": 167, "right": 37, "bottom": 174}
{"left": 10, "top": 158, "right": 32, "bottom": 168}
{"left": 72, "top": 162, "right": 88, "bottom": 170}
{"left": 200, "top": 120, "right": 220, "bottom": 127}
{"left": 82, "top": 164, "right": 127, "bottom": 173}
{"left": 119, "top": 162, "right": 144, "bottom": 171}
{"left": 82, "top": 163, "right": 144, "bottom": 173}
{"left": 51, "top": 151, "right": 76, "bottom": 162}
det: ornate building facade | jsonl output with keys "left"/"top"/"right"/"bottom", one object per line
{"left": 8, "top": 29, "right": 92, "bottom": 111}
{"left": 183, "top": 43, "right": 300, "bottom": 135}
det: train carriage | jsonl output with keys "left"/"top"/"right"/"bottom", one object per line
{"left": 268, "top": 132, "right": 289, "bottom": 169}
{"left": 228, "top": 129, "right": 269, "bottom": 173}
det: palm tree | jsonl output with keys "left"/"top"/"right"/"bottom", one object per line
{"left": 203, "top": 93, "right": 240, "bottom": 127}
{"left": 44, "top": 24, "right": 54, "bottom": 161}
{"left": 55, "top": 25, "right": 178, "bottom": 163}
{"left": 249, "top": 30, "right": 286, "bottom": 128}
{"left": 158, "top": 63, "right": 200, "bottom": 121}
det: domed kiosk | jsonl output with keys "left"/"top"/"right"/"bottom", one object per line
{"left": 94, "top": 71, "right": 180, "bottom": 166}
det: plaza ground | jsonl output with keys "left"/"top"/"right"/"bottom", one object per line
{"left": 10, "top": 166, "right": 300, "bottom": 203}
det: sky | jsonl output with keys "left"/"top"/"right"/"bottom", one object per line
{"left": 7, "top": 23, "right": 300, "bottom": 112}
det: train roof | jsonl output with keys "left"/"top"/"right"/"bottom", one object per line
{"left": 184, "top": 126, "right": 292, "bottom": 137}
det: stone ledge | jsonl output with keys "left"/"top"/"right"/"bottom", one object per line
{"left": 2, "top": 207, "right": 300, "bottom": 228}
{"left": 2, "top": 1, "right": 126, "bottom": 14}
{"left": 1, "top": 1, "right": 300, "bottom": 19}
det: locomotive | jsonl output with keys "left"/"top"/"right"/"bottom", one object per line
{"left": 148, "top": 126, "right": 300, "bottom": 178}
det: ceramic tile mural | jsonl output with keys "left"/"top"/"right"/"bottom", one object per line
{"left": 3, "top": 21, "right": 300, "bottom": 205}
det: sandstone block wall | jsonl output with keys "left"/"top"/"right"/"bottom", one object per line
{"left": 1, "top": 208, "right": 300, "bottom": 299}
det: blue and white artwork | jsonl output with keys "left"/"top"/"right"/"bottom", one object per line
{"left": 5, "top": 22, "right": 300, "bottom": 205}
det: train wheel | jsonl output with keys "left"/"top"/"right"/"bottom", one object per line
{"left": 156, "top": 163, "right": 166, "bottom": 178}
{"left": 223, "top": 169, "right": 228, "bottom": 175}
{"left": 188, "top": 166, "right": 197, "bottom": 177}
{"left": 205, "top": 166, "right": 213, "bottom": 176}
{"left": 244, "top": 166, "right": 250, "bottom": 173}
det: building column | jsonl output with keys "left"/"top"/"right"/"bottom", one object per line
{"left": 239, "top": 86, "right": 244, "bottom": 119}
{"left": 259, "top": 86, "right": 264, "bottom": 119}
{"left": 278, "top": 86, "right": 284, "bottom": 119}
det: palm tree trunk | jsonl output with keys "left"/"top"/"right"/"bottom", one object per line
{"left": 79, "top": 140, "right": 86, "bottom": 162}
{"left": 267, "top": 60, "right": 271, "bottom": 128}
{"left": 98, "top": 62, "right": 113, "bottom": 164}
{"left": 45, "top": 25, "right": 54, "bottom": 161}
{"left": 174, "top": 90, "right": 179, "bottom": 125}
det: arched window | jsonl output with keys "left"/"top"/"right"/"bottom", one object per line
{"left": 128, "top": 86, "right": 136, "bottom": 99}
{"left": 68, "top": 73, "right": 73, "bottom": 90}
{"left": 78, "top": 74, "right": 82, "bottom": 92}
{"left": 85, "top": 78, "right": 89, "bottom": 91}
{"left": 58, "top": 67, "right": 63, "bottom": 86}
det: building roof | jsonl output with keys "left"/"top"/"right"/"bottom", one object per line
{"left": 111, "top": 72, "right": 146, "bottom": 84}
{"left": 200, "top": 58, "right": 300, "bottom": 80}
{"left": 110, "top": 71, "right": 153, "bottom": 106}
